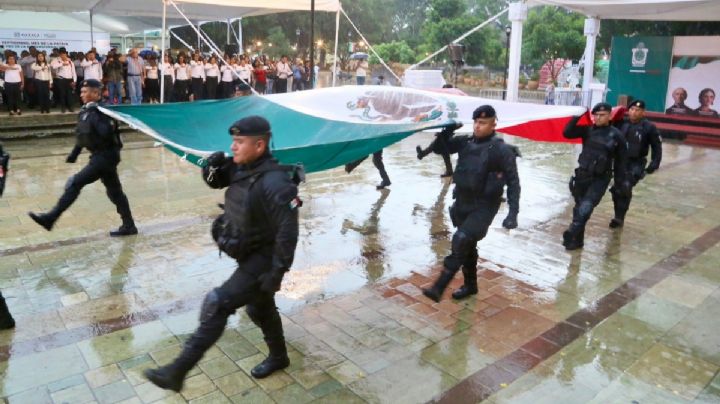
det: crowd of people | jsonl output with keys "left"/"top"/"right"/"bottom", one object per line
{"left": 0, "top": 45, "right": 336, "bottom": 115}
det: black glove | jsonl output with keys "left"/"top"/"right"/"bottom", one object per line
{"left": 206, "top": 151, "right": 227, "bottom": 167}
{"left": 66, "top": 154, "right": 78, "bottom": 163}
{"left": 502, "top": 212, "right": 518, "bottom": 230}
{"left": 259, "top": 269, "right": 286, "bottom": 293}
{"left": 645, "top": 164, "right": 658, "bottom": 174}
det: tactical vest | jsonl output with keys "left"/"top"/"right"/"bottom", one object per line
{"left": 577, "top": 127, "right": 620, "bottom": 175}
{"left": 76, "top": 105, "right": 122, "bottom": 153}
{"left": 453, "top": 136, "right": 506, "bottom": 202}
{"left": 221, "top": 160, "right": 303, "bottom": 240}
{"left": 621, "top": 120, "right": 649, "bottom": 159}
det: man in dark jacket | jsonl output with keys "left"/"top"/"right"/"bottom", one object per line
{"left": 28, "top": 79, "right": 137, "bottom": 236}
{"left": 144, "top": 116, "right": 301, "bottom": 392}
{"left": 423, "top": 106, "right": 520, "bottom": 302}
{"left": 562, "top": 102, "right": 628, "bottom": 250}
{"left": 609, "top": 100, "right": 662, "bottom": 228}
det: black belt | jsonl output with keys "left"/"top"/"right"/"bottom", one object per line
{"left": 128, "top": 74, "right": 141, "bottom": 76}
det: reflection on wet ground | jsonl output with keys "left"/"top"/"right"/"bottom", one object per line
{"left": 0, "top": 133, "right": 719, "bottom": 403}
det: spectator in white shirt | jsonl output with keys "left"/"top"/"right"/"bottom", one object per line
{"left": 275, "top": 55, "right": 292, "bottom": 93}
{"left": 220, "top": 55, "right": 237, "bottom": 98}
{"left": 144, "top": 56, "right": 161, "bottom": 103}
{"left": 31, "top": 52, "right": 52, "bottom": 113}
{"left": 173, "top": 54, "right": 191, "bottom": 102}
{"left": 0, "top": 54, "right": 24, "bottom": 115}
{"left": 50, "top": 49, "right": 77, "bottom": 112}
{"left": 81, "top": 50, "right": 103, "bottom": 81}
{"left": 161, "top": 53, "right": 175, "bottom": 102}
{"left": 190, "top": 53, "right": 206, "bottom": 101}
{"left": 204, "top": 55, "right": 220, "bottom": 99}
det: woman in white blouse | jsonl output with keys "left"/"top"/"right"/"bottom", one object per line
{"left": 219, "top": 55, "right": 237, "bottom": 99}
{"left": 190, "top": 53, "right": 206, "bottom": 101}
{"left": 204, "top": 55, "right": 220, "bottom": 99}
{"left": 160, "top": 53, "right": 175, "bottom": 102}
{"left": 173, "top": 54, "right": 191, "bottom": 102}
{"left": 0, "top": 54, "right": 25, "bottom": 115}
{"left": 144, "top": 56, "right": 161, "bottom": 103}
{"left": 31, "top": 52, "right": 52, "bottom": 113}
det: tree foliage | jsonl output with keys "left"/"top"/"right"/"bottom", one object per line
{"left": 522, "top": 6, "right": 585, "bottom": 69}
{"left": 370, "top": 41, "right": 416, "bottom": 64}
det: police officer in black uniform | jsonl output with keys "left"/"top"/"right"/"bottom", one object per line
{"left": 144, "top": 116, "right": 301, "bottom": 392}
{"left": 422, "top": 106, "right": 520, "bottom": 302}
{"left": 562, "top": 102, "right": 628, "bottom": 250}
{"left": 609, "top": 100, "right": 662, "bottom": 228}
{"left": 28, "top": 79, "right": 137, "bottom": 236}
{"left": 416, "top": 124, "right": 457, "bottom": 178}
{"left": 344, "top": 150, "right": 392, "bottom": 190}
{"left": 0, "top": 146, "right": 15, "bottom": 330}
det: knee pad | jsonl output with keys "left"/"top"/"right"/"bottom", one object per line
{"left": 199, "top": 288, "right": 223, "bottom": 323}
{"left": 576, "top": 201, "right": 594, "bottom": 222}
{"left": 452, "top": 231, "right": 476, "bottom": 256}
{"left": 64, "top": 175, "right": 79, "bottom": 191}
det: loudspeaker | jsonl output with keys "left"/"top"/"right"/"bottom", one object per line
{"left": 448, "top": 43, "right": 465, "bottom": 65}
{"left": 224, "top": 43, "right": 238, "bottom": 56}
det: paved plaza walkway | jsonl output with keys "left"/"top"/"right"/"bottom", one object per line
{"left": 0, "top": 133, "right": 719, "bottom": 403}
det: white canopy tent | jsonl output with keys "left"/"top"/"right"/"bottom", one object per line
{"left": 0, "top": 0, "right": 344, "bottom": 99}
{"left": 504, "top": 0, "right": 720, "bottom": 102}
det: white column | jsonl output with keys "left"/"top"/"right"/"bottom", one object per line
{"left": 506, "top": 2, "right": 527, "bottom": 102}
{"left": 226, "top": 19, "right": 230, "bottom": 45}
{"left": 160, "top": 0, "right": 166, "bottom": 103}
{"left": 238, "top": 18, "right": 243, "bottom": 53}
{"left": 582, "top": 18, "right": 600, "bottom": 92}
{"left": 332, "top": 10, "right": 340, "bottom": 87}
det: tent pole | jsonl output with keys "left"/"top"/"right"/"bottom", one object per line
{"left": 160, "top": 0, "right": 167, "bottom": 103}
{"left": 310, "top": 0, "right": 315, "bottom": 89}
{"left": 90, "top": 10, "right": 94, "bottom": 49}
{"left": 197, "top": 22, "right": 202, "bottom": 51}
{"left": 226, "top": 19, "right": 230, "bottom": 47}
{"left": 506, "top": 2, "right": 527, "bottom": 102}
{"left": 238, "top": 18, "right": 242, "bottom": 53}
{"left": 582, "top": 18, "right": 600, "bottom": 105}
{"left": 332, "top": 9, "right": 339, "bottom": 87}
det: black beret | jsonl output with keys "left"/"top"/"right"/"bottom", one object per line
{"left": 591, "top": 102, "right": 612, "bottom": 114}
{"left": 629, "top": 99, "right": 645, "bottom": 109}
{"left": 228, "top": 116, "right": 271, "bottom": 136}
{"left": 81, "top": 79, "right": 103, "bottom": 89}
{"left": 472, "top": 105, "right": 496, "bottom": 120}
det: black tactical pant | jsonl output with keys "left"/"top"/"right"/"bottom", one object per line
{"left": 570, "top": 169, "right": 611, "bottom": 226}
{"left": 372, "top": 151, "right": 391, "bottom": 185}
{"left": 610, "top": 160, "right": 645, "bottom": 221}
{"left": 444, "top": 199, "right": 501, "bottom": 274}
{"left": 52, "top": 149, "right": 133, "bottom": 223}
{"left": 182, "top": 253, "right": 283, "bottom": 367}
{"left": 54, "top": 78, "right": 73, "bottom": 111}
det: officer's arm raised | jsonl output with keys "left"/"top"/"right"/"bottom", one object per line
{"left": 563, "top": 114, "right": 588, "bottom": 139}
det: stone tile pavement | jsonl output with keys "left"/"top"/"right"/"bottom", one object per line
{"left": 0, "top": 133, "right": 719, "bottom": 403}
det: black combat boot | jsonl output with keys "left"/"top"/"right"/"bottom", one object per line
{"left": 28, "top": 211, "right": 57, "bottom": 231}
{"left": 609, "top": 217, "right": 624, "bottom": 228}
{"left": 451, "top": 266, "right": 477, "bottom": 300}
{"left": 416, "top": 145, "right": 432, "bottom": 160}
{"left": 0, "top": 295, "right": 15, "bottom": 330}
{"left": 110, "top": 219, "right": 138, "bottom": 237}
{"left": 144, "top": 346, "right": 199, "bottom": 392}
{"left": 376, "top": 179, "right": 391, "bottom": 190}
{"left": 251, "top": 338, "right": 290, "bottom": 379}
{"left": 562, "top": 222, "right": 585, "bottom": 251}
{"left": 440, "top": 154, "right": 453, "bottom": 178}
{"left": 422, "top": 269, "right": 456, "bottom": 302}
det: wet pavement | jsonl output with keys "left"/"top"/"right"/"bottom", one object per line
{"left": 0, "top": 132, "right": 719, "bottom": 403}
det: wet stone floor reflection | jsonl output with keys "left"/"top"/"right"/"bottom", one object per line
{"left": 0, "top": 133, "right": 719, "bottom": 403}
